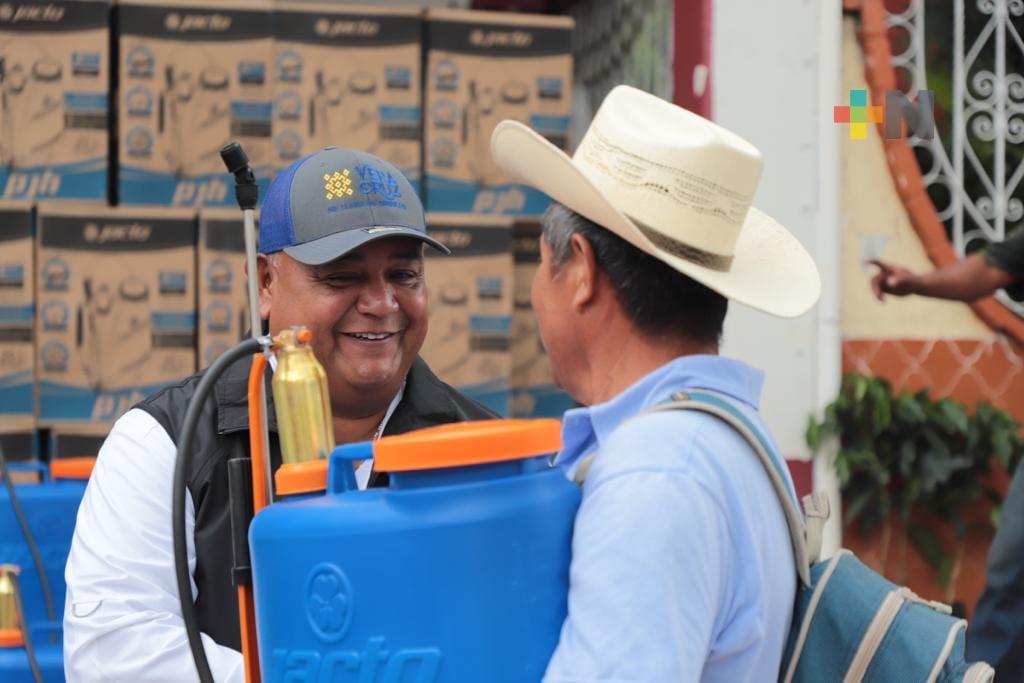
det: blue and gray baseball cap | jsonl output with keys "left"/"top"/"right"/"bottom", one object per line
{"left": 259, "top": 147, "right": 449, "bottom": 265}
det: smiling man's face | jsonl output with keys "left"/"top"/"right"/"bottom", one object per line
{"left": 259, "top": 236, "right": 428, "bottom": 415}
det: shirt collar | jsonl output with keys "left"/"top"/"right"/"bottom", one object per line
{"left": 382, "top": 356, "right": 462, "bottom": 435}
{"left": 555, "top": 354, "right": 764, "bottom": 470}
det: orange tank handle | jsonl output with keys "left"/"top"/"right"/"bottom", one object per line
{"left": 373, "top": 419, "right": 562, "bottom": 472}
{"left": 50, "top": 456, "right": 97, "bottom": 480}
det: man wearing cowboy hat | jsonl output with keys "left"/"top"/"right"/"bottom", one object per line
{"left": 491, "top": 85, "right": 821, "bottom": 680}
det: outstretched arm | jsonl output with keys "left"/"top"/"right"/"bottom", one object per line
{"left": 868, "top": 254, "right": 1016, "bottom": 302}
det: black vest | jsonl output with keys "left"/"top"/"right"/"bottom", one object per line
{"left": 136, "top": 355, "right": 496, "bottom": 650}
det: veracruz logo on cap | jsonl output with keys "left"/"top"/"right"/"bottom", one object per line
{"left": 323, "top": 164, "right": 407, "bottom": 214}
{"left": 354, "top": 164, "right": 402, "bottom": 201}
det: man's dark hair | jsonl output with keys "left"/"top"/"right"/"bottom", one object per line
{"left": 541, "top": 202, "right": 728, "bottom": 346}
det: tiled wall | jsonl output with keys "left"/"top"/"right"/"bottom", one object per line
{"left": 843, "top": 339, "right": 1024, "bottom": 424}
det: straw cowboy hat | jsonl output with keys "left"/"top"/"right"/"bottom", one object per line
{"left": 490, "top": 85, "right": 821, "bottom": 318}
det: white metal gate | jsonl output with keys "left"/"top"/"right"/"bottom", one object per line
{"left": 885, "top": 0, "right": 1024, "bottom": 311}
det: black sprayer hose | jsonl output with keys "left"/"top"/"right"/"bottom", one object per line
{"left": 0, "top": 443, "right": 57, "bottom": 634}
{"left": 173, "top": 338, "right": 263, "bottom": 683}
{"left": 10, "top": 570, "right": 44, "bottom": 683}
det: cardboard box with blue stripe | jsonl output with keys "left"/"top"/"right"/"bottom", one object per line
{"left": 35, "top": 204, "right": 196, "bottom": 426}
{"left": 0, "top": 1, "right": 110, "bottom": 201}
{"left": 272, "top": 3, "right": 422, "bottom": 194}
{"left": 421, "top": 213, "right": 513, "bottom": 416}
{"left": 117, "top": 0, "right": 272, "bottom": 207}
{"left": 0, "top": 202, "right": 35, "bottom": 429}
{"left": 510, "top": 218, "right": 575, "bottom": 418}
{"left": 198, "top": 208, "right": 252, "bottom": 367}
{"left": 424, "top": 10, "right": 573, "bottom": 216}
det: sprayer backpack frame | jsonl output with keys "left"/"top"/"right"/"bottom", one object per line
{"left": 586, "top": 390, "right": 996, "bottom": 683}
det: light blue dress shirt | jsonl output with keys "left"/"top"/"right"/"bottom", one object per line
{"left": 544, "top": 355, "right": 797, "bottom": 683}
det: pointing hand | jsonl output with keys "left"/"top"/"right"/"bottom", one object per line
{"left": 868, "top": 259, "right": 917, "bottom": 301}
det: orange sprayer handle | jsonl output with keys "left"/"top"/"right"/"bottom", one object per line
{"left": 238, "top": 352, "right": 270, "bottom": 683}
{"left": 248, "top": 353, "right": 270, "bottom": 514}
{"left": 238, "top": 585, "right": 260, "bottom": 683}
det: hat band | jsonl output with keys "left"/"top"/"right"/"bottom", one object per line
{"left": 632, "top": 219, "right": 734, "bottom": 272}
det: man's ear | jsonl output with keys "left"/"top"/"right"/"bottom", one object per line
{"left": 253, "top": 254, "right": 274, "bottom": 321}
{"left": 568, "top": 233, "right": 598, "bottom": 312}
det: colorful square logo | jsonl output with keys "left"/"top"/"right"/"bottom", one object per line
{"left": 834, "top": 89, "right": 884, "bottom": 139}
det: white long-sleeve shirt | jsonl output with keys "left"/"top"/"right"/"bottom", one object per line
{"left": 64, "top": 392, "right": 398, "bottom": 682}
{"left": 64, "top": 409, "right": 247, "bottom": 682}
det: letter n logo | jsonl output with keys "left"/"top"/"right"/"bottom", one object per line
{"left": 884, "top": 90, "right": 936, "bottom": 140}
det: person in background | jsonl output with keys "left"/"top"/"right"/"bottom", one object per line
{"left": 491, "top": 85, "right": 822, "bottom": 680}
{"left": 63, "top": 147, "right": 495, "bottom": 682}
{"left": 870, "top": 230, "right": 1024, "bottom": 680}
{"left": 868, "top": 238, "right": 1020, "bottom": 303}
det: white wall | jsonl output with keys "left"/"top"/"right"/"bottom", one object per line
{"left": 712, "top": 0, "right": 843, "bottom": 549}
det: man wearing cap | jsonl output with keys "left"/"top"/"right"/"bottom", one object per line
{"left": 490, "top": 86, "right": 821, "bottom": 680}
{"left": 63, "top": 148, "right": 495, "bottom": 681}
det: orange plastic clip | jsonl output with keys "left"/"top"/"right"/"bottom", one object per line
{"left": 275, "top": 460, "right": 328, "bottom": 497}
{"left": 0, "top": 628, "right": 23, "bottom": 648}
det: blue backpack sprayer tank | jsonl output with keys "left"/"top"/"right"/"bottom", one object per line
{"left": 170, "top": 143, "right": 580, "bottom": 682}
{"left": 0, "top": 453, "right": 95, "bottom": 682}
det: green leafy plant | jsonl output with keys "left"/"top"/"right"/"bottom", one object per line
{"left": 807, "top": 373, "right": 1023, "bottom": 600}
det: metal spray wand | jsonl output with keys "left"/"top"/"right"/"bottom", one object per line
{"left": 219, "top": 143, "right": 273, "bottom": 508}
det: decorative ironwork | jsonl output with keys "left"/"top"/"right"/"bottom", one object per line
{"left": 885, "top": 0, "right": 1024, "bottom": 315}
{"left": 571, "top": 0, "right": 673, "bottom": 119}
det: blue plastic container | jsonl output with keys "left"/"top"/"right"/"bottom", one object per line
{"left": 250, "top": 420, "right": 579, "bottom": 682}
{"left": 0, "top": 642, "right": 64, "bottom": 682}
{"left": 0, "top": 459, "right": 93, "bottom": 632}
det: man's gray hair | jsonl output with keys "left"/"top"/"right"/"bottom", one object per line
{"left": 540, "top": 202, "right": 583, "bottom": 270}
{"left": 539, "top": 202, "right": 728, "bottom": 345}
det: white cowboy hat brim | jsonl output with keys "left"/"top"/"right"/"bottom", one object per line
{"left": 491, "top": 120, "right": 822, "bottom": 319}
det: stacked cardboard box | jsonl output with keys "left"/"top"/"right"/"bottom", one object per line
{"left": 272, "top": 3, "right": 422, "bottom": 192}
{"left": 0, "top": 5, "right": 577, "bottom": 439}
{"left": 35, "top": 204, "right": 196, "bottom": 426}
{"left": 117, "top": 0, "right": 273, "bottom": 207}
{"left": 198, "top": 209, "right": 251, "bottom": 365}
{"left": 424, "top": 9, "right": 573, "bottom": 215}
{"left": 0, "top": 1, "right": 110, "bottom": 202}
{"left": 0, "top": 202, "right": 37, "bottom": 456}
{"left": 419, "top": 9, "right": 575, "bottom": 415}
{"left": 509, "top": 218, "right": 574, "bottom": 417}
{"left": 421, "top": 213, "right": 513, "bottom": 416}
